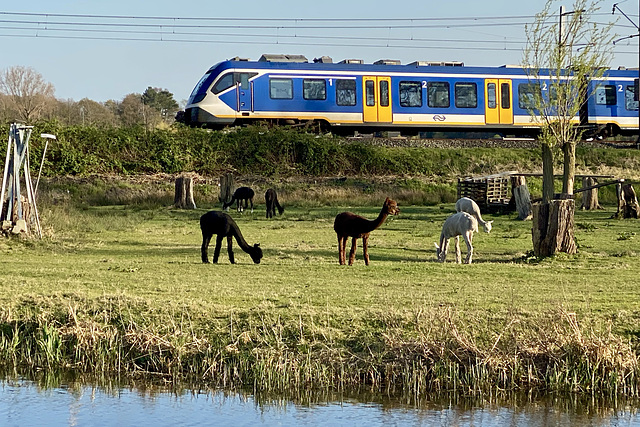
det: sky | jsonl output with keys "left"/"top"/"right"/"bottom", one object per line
{"left": 0, "top": 0, "right": 638, "bottom": 105}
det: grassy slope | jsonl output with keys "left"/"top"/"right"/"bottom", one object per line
{"left": 1, "top": 196, "right": 639, "bottom": 393}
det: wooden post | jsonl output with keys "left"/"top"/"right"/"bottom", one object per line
{"left": 219, "top": 173, "right": 234, "bottom": 205}
{"left": 510, "top": 175, "right": 532, "bottom": 220}
{"left": 174, "top": 175, "right": 196, "bottom": 209}
{"left": 580, "top": 177, "right": 601, "bottom": 210}
{"left": 532, "top": 199, "right": 577, "bottom": 257}
{"left": 616, "top": 183, "right": 639, "bottom": 219}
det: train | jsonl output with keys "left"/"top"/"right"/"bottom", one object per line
{"left": 181, "top": 53, "right": 639, "bottom": 138}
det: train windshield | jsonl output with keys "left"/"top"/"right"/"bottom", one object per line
{"left": 188, "top": 71, "right": 216, "bottom": 105}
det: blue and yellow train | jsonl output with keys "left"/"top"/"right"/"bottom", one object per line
{"left": 183, "top": 54, "right": 639, "bottom": 138}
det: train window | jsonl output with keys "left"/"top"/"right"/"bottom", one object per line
{"left": 212, "top": 72, "right": 257, "bottom": 94}
{"left": 455, "top": 83, "right": 477, "bottom": 108}
{"left": 518, "top": 83, "right": 540, "bottom": 109}
{"left": 380, "top": 80, "right": 390, "bottom": 107}
{"left": 427, "top": 82, "right": 449, "bottom": 108}
{"left": 625, "top": 85, "right": 639, "bottom": 111}
{"left": 595, "top": 85, "right": 616, "bottom": 105}
{"left": 270, "top": 78, "right": 293, "bottom": 99}
{"left": 487, "top": 83, "right": 497, "bottom": 109}
{"left": 501, "top": 83, "right": 510, "bottom": 109}
{"left": 303, "top": 79, "right": 326, "bottom": 100}
{"left": 366, "top": 80, "right": 376, "bottom": 106}
{"left": 336, "top": 80, "right": 356, "bottom": 106}
{"left": 399, "top": 81, "right": 422, "bottom": 107}
{"left": 212, "top": 73, "right": 234, "bottom": 94}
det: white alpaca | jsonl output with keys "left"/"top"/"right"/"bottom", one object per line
{"left": 455, "top": 197, "right": 493, "bottom": 233}
{"left": 434, "top": 212, "right": 478, "bottom": 264}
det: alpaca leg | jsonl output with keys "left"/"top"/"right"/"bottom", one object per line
{"left": 337, "top": 235, "right": 346, "bottom": 265}
{"left": 201, "top": 233, "right": 212, "bottom": 263}
{"left": 348, "top": 238, "right": 358, "bottom": 266}
{"left": 212, "top": 235, "right": 224, "bottom": 263}
{"left": 362, "top": 235, "right": 370, "bottom": 266}
{"left": 250, "top": 198, "right": 254, "bottom": 213}
{"left": 454, "top": 236, "right": 461, "bottom": 264}
{"left": 227, "top": 235, "right": 235, "bottom": 264}
{"left": 464, "top": 232, "right": 474, "bottom": 264}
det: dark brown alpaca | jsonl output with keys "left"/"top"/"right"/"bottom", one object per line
{"left": 200, "top": 211, "right": 263, "bottom": 264}
{"left": 333, "top": 197, "right": 400, "bottom": 266}
{"left": 223, "top": 186, "right": 255, "bottom": 213}
{"left": 265, "top": 188, "right": 284, "bottom": 218}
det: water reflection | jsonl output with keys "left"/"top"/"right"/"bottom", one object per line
{"left": 1, "top": 372, "right": 639, "bottom": 426}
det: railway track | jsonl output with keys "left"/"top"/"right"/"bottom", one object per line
{"left": 345, "top": 136, "right": 638, "bottom": 149}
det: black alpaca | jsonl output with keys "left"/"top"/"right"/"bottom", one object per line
{"left": 265, "top": 188, "right": 285, "bottom": 218}
{"left": 200, "top": 211, "right": 263, "bottom": 264}
{"left": 223, "top": 186, "right": 255, "bottom": 213}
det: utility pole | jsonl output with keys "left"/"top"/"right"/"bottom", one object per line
{"left": 613, "top": 2, "right": 640, "bottom": 148}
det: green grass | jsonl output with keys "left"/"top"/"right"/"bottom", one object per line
{"left": 2, "top": 189, "right": 640, "bottom": 395}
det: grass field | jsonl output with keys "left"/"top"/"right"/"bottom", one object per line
{"left": 2, "top": 181, "right": 640, "bottom": 395}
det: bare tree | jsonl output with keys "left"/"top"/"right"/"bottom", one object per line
{"left": 0, "top": 66, "right": 55, "bottom": 123}
{"left": 522, "top": 0, "right": 615, "bottom": 256}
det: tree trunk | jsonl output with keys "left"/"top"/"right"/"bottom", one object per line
{"left": 174, "top": 175, "right": 196, "bottom": 209}
{"left": 580, "top": 177, "right": 601, "bottom": 210}
{"left": 541, "top": 143, "right": 555, "bottom": 203}
{"left": 510, "top": 175, "right": 532, "bottom": 220}
{"left": 562, "top": 141, "right": 576, "bottom": 196}
{"left": 219, "top": 173, "right": 234, "bottom": 205}
{"left": 532, "top": 199, "right": 577, "bottom": 257}
{"left": 616, "top": 183, "right": 639, "bottom": 219}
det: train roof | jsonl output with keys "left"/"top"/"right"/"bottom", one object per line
{"left": 205, "top": 54, "right": 638, "bottom": 78}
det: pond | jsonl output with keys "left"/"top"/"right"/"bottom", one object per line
{"left": 2, "top": 376, "right": 640, "bottom": 427}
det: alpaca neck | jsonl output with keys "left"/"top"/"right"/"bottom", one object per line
{"left": 231, "top": 227, "right": 253, "bottom": 253}
{"left": 367, "top": 209, "right": 389, "bottom": 232}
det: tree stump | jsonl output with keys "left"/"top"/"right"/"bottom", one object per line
{"left": 581, "top": 177, "right": 601, "bottom": 210}
{"left": 219, "top": 173, "right": 234, "bottom": 205}
{"left": 532, "top": 199, "right": 577, "bottom": 257}
{"left": 616, "top": 183, "right": 639, "bottom": 219}
{"left": 174, "top": 175, "right": 196, "bottom": 209}
{"left": 510, "top": 175, "right": 532, "bottom": 220}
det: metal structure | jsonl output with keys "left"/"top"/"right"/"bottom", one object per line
{"left": 0, "top": 123, "right": 41, "bottom": 237}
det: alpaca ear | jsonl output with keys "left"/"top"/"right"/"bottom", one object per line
{"left": 254, "top": 243, "right": 260, "bottom": 248}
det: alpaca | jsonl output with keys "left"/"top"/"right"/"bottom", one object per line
{"left": 333, "top": 197, "right": 400, "bottom": 266}
{"left": 265, "top": 188, "right": 285, "bottom": 218}
{"left": 200, "top": 210, "right": 263, "bottom": 264}
{"left": 434, "top": 212, "right": 478, "bottom": 264}
{"left": 223, "top": 187, "right": 255, "bottom": 213}
{"left": 455, "top": 197, "right": 493, "bottom": 233}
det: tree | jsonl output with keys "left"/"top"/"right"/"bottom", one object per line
{"left": 141, "top": 87, "right": 179, "bottom": 124}
{"left": 522, "top": 0, "right": 615, "bottom": 256}
{"left": 0, "top": 66, "right": 55, "bottom": 123}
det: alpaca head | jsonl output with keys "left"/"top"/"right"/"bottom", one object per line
{"left": 483, "top": 220, "right": 493, "bottom": 233}
{"left": 250, "top": 243, "right": 263, "bottom": 264}
{"left": 277, "top": 205, "right": 285, "bottom": 215}
{"left": 384, "top": 197, "right": 400, "bottom": 216}
{"left": 434, "top": 242, "right": 443, "bottom": 262}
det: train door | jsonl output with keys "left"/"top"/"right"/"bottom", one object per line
{"left": 363, "top": 76, "right": 392, "bottom": 122}
{"left": 236, "top": 73, "right": 253, "bottom": 113}
{"left": 484, "top": 79, "right": 513, "bottom": 125}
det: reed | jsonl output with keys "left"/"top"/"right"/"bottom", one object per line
{"left": 0, "top": 297, "right": 638, "bottom": 396}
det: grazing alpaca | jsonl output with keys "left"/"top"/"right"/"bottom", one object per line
{"left": 200, "top": 211, "right": 263, "bottom": 264}
{"left": 265, "top": 188, "right": 285, "bottom": 218}
{"left": 455, "top": 197, "right": 493, "bottom": 233}
{"left": 434, "top": 212, "right": 478, "bottom": 264}
{"left": 223, "top": 186, "right": 255, "bottom": 213}
{"left": 333, "top": 197, "right": 400, "bottom": 266}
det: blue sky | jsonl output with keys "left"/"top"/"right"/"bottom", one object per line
{"left": 0, "top": 1, "right": 637, "bottom": 104}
